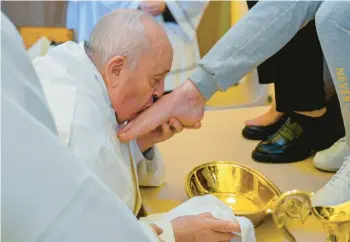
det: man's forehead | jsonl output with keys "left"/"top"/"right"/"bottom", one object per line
{"left": 142, "top": 33, "right": 172, "bottom": 74}
{"left": 152, "top": 54, "right": 172, "bottom": 73}
{"left": 149, "top": 51, "right": 172, "bottom": 74}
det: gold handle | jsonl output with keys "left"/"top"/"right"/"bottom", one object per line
{"left": 267, "top": 190, "right": 313, "bottom": 242}
{"left": 323, "top": 221, "right": 350, "bottom": 242}
{"left": 314, "top": 201, "right": 350, "bottom": 242}
{"left": 267, "top": 191, "right": 350, "bottom": 242}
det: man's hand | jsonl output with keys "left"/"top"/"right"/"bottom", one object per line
{"left": 118, "top": 80, "right": 205, "bottom": 141}
{"left": 136, "top": 117, "right": 184, "bottom": 152}
{"left": 172, "top": 213, "right": 240, "bottom": 242}
{"left": 140, "top": 1, "right": 166, "bottom": 16}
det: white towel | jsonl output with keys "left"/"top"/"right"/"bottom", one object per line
{"left": 152, "top": 194, "right": 256, "bottom": 242}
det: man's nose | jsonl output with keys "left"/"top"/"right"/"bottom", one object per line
{"left": 153, "top": 81, "right": 165, "bottom": 98}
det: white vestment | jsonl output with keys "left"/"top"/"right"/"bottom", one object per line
{"left": 33, "top": 41, "right": 165, "bottom": 215}
{"left": 1, "top": 11, "right": 160, "bottom": 242}
{"left": 66, "top": 0, "right": 208, "bottom": 91}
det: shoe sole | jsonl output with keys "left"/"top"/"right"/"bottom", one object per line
{"left": 252, "top": 150, "right": 315, "bottom": 163}
{"left": 314, "top": 166, "right": 339, "bottom": 172}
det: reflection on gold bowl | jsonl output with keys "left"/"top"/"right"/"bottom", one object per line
{"left": 185, "top": 161, "right": 282, "bottom": 226}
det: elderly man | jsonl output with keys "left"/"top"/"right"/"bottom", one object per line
{"left": 33, "top": 9, "right": 238, "bottom": 242}
{"left": 34, "top": 9, "right": 174, "bottom": 214}
{"left": 119, "top": 1, "right": 350, "bottom": 207}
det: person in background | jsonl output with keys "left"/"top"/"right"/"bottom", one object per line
{"left": 118, "top": 1, "right": 350, "bottom": 207}
{"left": 33, "top": 9, "right": 239, "bottom": 242}
{"left": 66, "top": 0, "right": 208, "bottom": 92}
{"left": 241, "top": 1, "right": 345, "bottom": 163}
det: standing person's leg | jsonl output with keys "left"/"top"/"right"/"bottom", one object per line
{"left": 313, "top": 62, "right": 347, "bottom": 172}
{"left": 312, "top": 1, "right": 350, "bottom": 206}
{"left": 274, "top": 20, "right": 325, "bottom": 115}
{"left": 251, "top": 19, "right": 344, "bottom": 163}
{"left": 243, "top": 0, "right": 284, "bottom": 140}
{"left": 242, "top": 21, "right": 324, "bottom": 141}
{"left": 316, "top": 1, "right": 350, "bottom": 149}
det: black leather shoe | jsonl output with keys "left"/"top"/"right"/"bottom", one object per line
{"left": 242, "top": 116, "right": 287, "bottom": 140}
{"left": 252, "top": 115, "right": 337, "bottom": 163}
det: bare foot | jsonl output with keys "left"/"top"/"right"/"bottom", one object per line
{"left": 245, "top": 105, "right": 283, "bottom": 127}
{"left": 118, "top": 80, "right": 205, "bottom": 141}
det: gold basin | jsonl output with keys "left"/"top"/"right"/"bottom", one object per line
{"left": 186, "top": 161, "right": 350, "bottom": 242}
{"left": 185, "top": 161, "right": 282, "bottom": 226}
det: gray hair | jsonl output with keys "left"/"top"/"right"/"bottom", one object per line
{"left": 86, "top": 9, "right": 153, "bottom": 69}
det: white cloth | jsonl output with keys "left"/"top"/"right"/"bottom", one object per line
{"left": 32, "top": 41, "right": 165, "bottom": 212}
{"left": 1, "top": 11, "right": 160, "bottom": 242}
{"left": 143, "top": 195, "right": 256, "bottom": 242}
{"left": 66, "top": 0, "right": 208, "bottom": 91}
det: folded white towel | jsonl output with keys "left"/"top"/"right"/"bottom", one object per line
{"left": 158, "top": 194, "right": 256, "bottom": 242}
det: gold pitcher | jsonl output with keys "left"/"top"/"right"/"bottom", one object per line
{"left": 185, "top": 161, "right": 350, "bottom": 242}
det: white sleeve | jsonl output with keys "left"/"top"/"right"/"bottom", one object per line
{"left": 140, "top": 216, "right": 175, "bottom": 242}
{"left": 130, "top": 140, "right": 165, "bottom": 187}
{"left": 165, "top": 0, "right": 209, "bottom": 41}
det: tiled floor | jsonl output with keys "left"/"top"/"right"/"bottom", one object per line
{"left": 141, "top": 106, "right": 332, "bottom": 242}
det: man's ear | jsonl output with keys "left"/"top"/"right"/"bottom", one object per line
{"left": 104, "top": 55, "right": 125, "bottom": 87}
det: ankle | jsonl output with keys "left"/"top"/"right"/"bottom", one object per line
{"left": 267, "top": 104, "right": 283, "bottom": 115}
{"left": 271, "top": 110, "right": 284, "bottom": 118}
{"left": 267, "top": 109, "right": 284, "bottom": 121}
{"left": 295, "top": 108, "right": 327, "bottom": 118}
{"left": 246, "top": 108, "right": 284, "bottom": 126}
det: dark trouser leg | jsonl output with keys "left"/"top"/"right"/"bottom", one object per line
{"left": 248, "top": 1, "right": 326, "bottom": 111}
{"left": 274, "top": 20, "right": 326, "bottom": 113}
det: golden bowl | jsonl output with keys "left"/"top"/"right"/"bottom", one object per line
{"left": 185, "top": 161, "right": 282, "bottom": 226}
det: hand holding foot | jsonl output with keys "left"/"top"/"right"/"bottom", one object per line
{"left": 118, "top": 80, "right": 206, "bottom": 141}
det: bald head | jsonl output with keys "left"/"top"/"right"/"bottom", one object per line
{"left": 87, "top": 9, "right": 170, "bottom": 69}
{"left": 86, "top": 9, "right": 173, "bottom": 123}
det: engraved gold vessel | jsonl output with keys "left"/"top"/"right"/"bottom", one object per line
{"left": 185, "top": 161, "right": 350, "bottom": 242}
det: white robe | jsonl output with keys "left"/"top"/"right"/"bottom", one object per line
{"left": 66, "top": 0, "right": 208, "bottom": 91}
{"left": 1, "top": 11, "right": 160, "bottom": 242}
{"left": 32, "top": 41, "right": 165, "bottom": 215}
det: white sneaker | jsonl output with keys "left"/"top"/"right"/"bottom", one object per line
{"left": 313, "top": 137, "right": 348, "bottom": 172}
{"left": 312, "top": 157, "right": 350, "bottom": 207}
